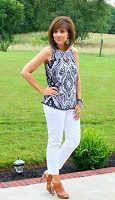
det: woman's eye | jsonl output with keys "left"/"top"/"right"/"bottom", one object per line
{"left": 53, "top": 30, "right": 65, "bottom": 34}
{"left": 54, "top": 30, "right": 58, "bottom": 33}
{"left": 60, "top": 30, "right": 65, "bottom": 33}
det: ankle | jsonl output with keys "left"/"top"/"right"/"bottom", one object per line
{"left": 52, "top": 175, "right": 61, "bottom": 183}
{"left": 52, "top": 180, "right": 69, "bottom": 199}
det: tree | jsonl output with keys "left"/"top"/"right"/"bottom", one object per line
{"left": 0, "top": 0, "right": 111, "bottom": 40}
{"left": 91, "top": 0, "right": 111, "bottom": 33}
{"left": 108, "top": 6, "right": 115, "bottom": 34}
{"left": 0, "top": 0, "right": 24, "bottom": 51}
{"left": 61, "top": 0, "right": 111, "bottom": 39}
{"left": 18, "top": 0, "right": 111, "bottom": 40}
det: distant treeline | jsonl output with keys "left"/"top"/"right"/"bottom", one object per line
{"left": 0, "top": 0, "right": 115, "bottom": 51}
{"left": 18, "top": 0, "right": 115, "bottom": 38}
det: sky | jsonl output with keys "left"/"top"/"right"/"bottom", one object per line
{"left": 106, "top": 0, "right": 115, "bottom": 6}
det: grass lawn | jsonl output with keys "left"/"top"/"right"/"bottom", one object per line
{"left": 9, "top": 32, "right": 115, "bottom": 55}
{"left": 0, "top": 51, "right": 115, "bottom": 169}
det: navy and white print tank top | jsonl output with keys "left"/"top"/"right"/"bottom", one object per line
{"left": 42, "top": 47, "right": 78, "bottom": 110}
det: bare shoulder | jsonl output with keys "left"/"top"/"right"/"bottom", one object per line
{"left": 71, "top": 46, "right": 79, "bottom": 67}
{"left": 71, "top": 46, "right": 79, "bottom": 56}
{"left": 40, "top": 46, "right": 52, "bottom": 56}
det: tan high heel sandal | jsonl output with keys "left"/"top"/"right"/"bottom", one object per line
{"left": 39, "top": 171, "right": 54, "bottom": 195}
{"left": 52, "top": 181, "right": 69, "bottom": 199}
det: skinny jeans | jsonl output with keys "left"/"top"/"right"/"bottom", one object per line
{"left": 43, "top": 104, "right": 81, "bottom": 175}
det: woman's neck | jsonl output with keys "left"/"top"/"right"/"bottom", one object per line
{"left": 57, "top": 44, "right": 66, "bottom": 52}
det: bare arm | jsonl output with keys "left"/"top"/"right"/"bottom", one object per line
{"left": 72, "top": 47, "right": 81, "bottom": 99}
{"left": 21, "top": 47, "right": 59, "bottom": 96}
{"left": 72, "top": 47, "right": 82, "bottom": 120}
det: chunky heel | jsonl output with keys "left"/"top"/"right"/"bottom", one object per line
{"left": 39, "top": 173, "right": 46, "bottom": 183}
{"left": 52, "top": 181, "right": 69, "bottom": 199}
{"left": 39, "top": 171, "right": 54, "bottom": 195}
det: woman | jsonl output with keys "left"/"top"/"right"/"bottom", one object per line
{"left": 21, "top": 16, "right": 83, "bottom": 199}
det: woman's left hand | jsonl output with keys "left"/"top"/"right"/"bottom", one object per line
{"left": 73, "top": 104, "right": 81, "bottom": 120}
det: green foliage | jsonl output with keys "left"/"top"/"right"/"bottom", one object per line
{"left": 70, "top": 129, "right": 112, "bottom": 171}
{"left": 0, "top": 0, "right": 24, "bottom": 51}
{"left": 108, "top": 6, "right": 115, "bottom": 34}
{"left": 17, "top": 0, "right": 111, "bottom": 40}
{"left": 17, "top": 0, "right": 36, "bottom": 32}
{"left": 31, "top": 33, "right": 48, "bottom": 46}
{"left": 0, "top": 0, "right": 113, "bottom": 44}
{"left": 0, "top": 40, "right": 11, "bottom": 52}
{"left": 87, "top": 0, "right": 111, "bottom": 34}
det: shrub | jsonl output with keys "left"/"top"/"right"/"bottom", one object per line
{"left": 0, "top": 40, "right": 11, "bottom": 52}
{"left": 70, "top": 128, "right": 112, "bottom": 171}
{"left": 32, "top": 33, "right": 48, "bottom": 46}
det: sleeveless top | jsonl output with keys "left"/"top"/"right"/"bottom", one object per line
{"left": 42, "top": 47, "right": 78, "bottom": 110}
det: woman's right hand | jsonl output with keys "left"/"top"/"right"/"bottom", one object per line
{"left": 42, "top": 87, "right": 59, "bottom": 96}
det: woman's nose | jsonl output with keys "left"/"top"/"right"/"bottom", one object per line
{"left": 57, "top": 32, "right": 61, "bottom": 36}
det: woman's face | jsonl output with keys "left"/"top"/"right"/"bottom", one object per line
{"left": 53, "top": 28, "right": 69, "bottom": 47}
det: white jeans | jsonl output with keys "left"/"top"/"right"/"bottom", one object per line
{"left": 43, "top": 104, "right": 81, "bottom": 175}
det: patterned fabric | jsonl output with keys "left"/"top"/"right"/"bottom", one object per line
{"left": 42, "top": 47, "right": 78, "bottom": 110}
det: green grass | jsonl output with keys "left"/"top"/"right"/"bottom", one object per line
{"left": 13, "top": 32, "right": 48, "bottom": 45}
{"left": 0, "top": 51, "right": 115, "bottom": 169}
{"left": 8, "top": 32, "right": 115, "bottom": 55}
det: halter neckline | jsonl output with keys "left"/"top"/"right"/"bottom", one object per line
{"left": 54, "top": 47, "right": 71, "bottom": 53}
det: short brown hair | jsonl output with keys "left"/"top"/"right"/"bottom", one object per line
{"left": 48, "top": 16, "right": 76, "bottom": 50}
